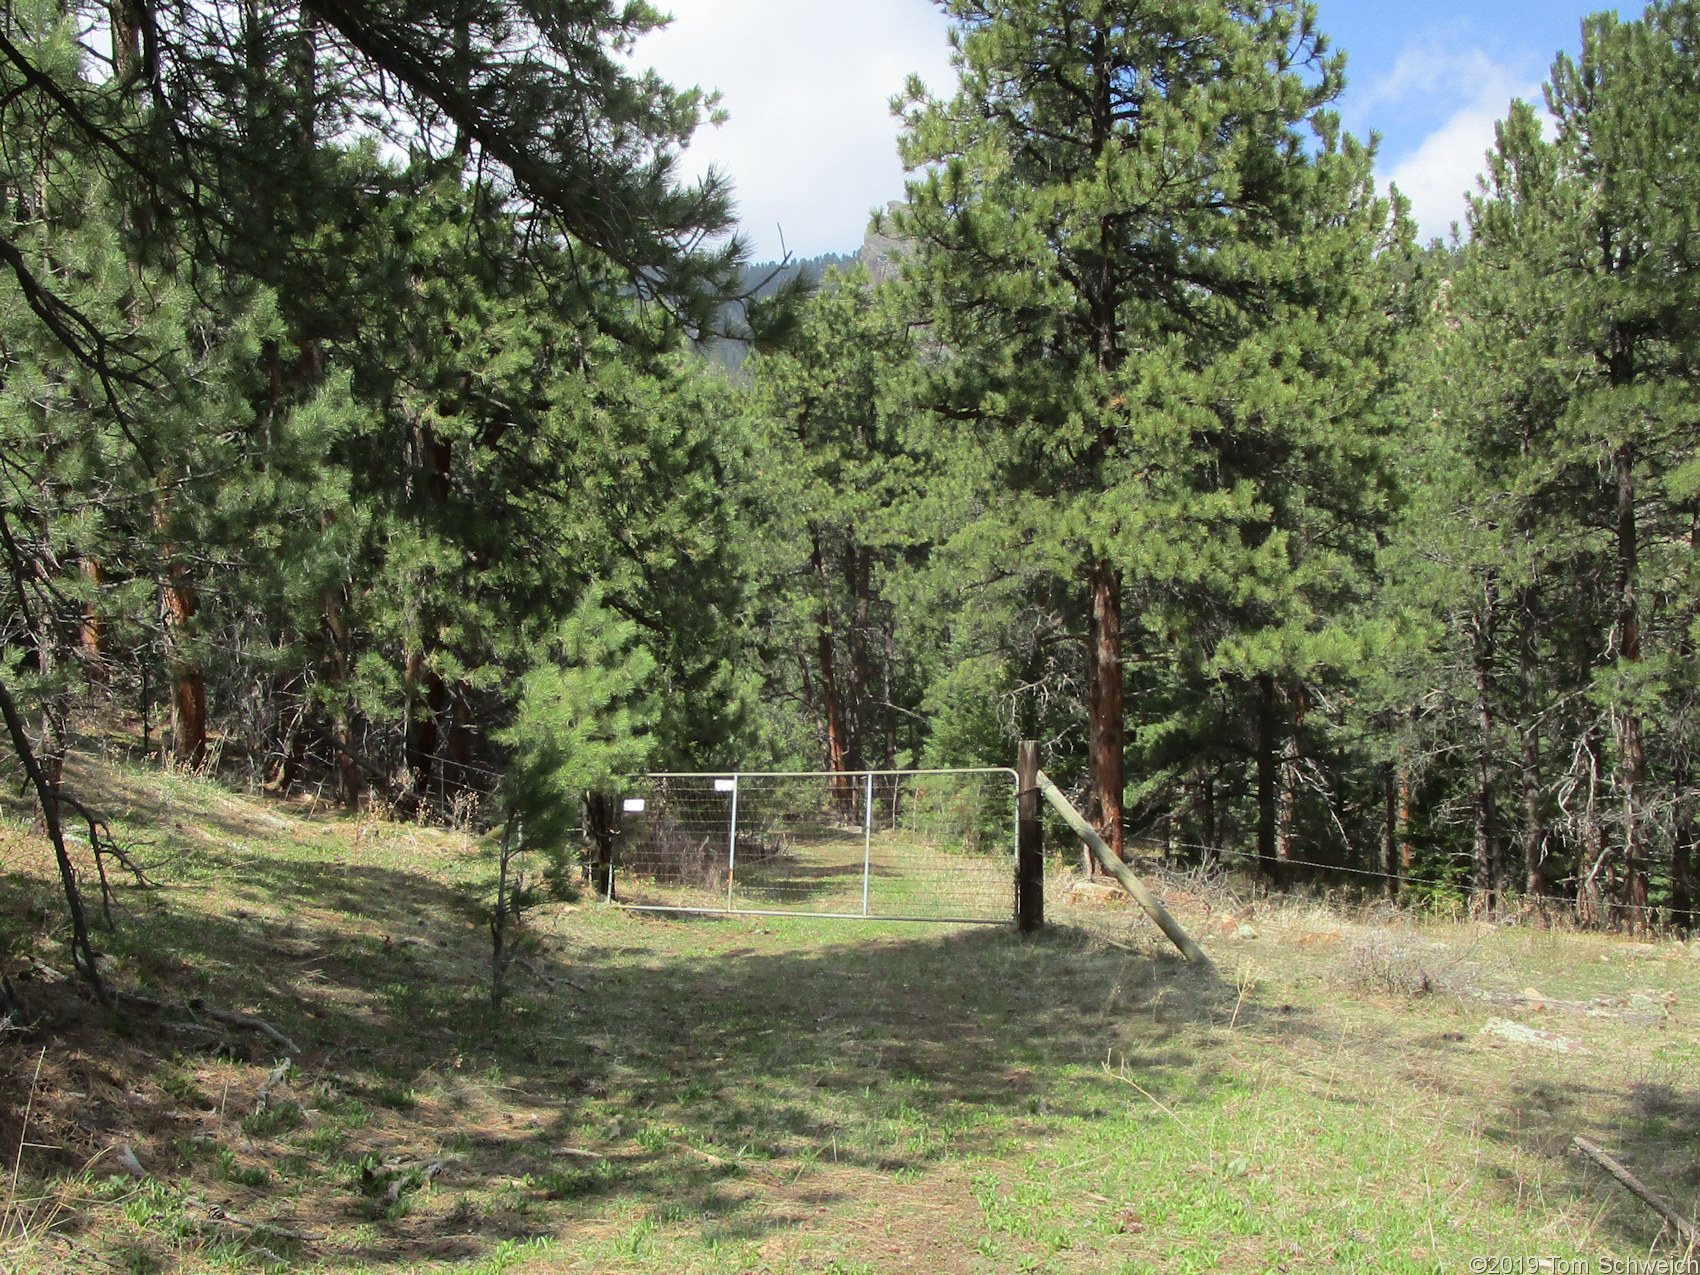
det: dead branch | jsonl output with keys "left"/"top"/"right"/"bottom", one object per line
{"left": 181, "top": 1195, "right": 324, "bottom": 1243}
{"left": 57, "top": 791, "right": 155, "bottom": 933}
{"left": 511, "top": 956, "right": 568, "bottom": 989}
{"left": 1573, "top": 1136, "right": 1700, "bottom": 1247}
{"left": 674, "top": 1141, "right": 728, "bottom": 1167}
{"left": 112, "top": 990, "right": 299, "bottom": 1055}
{"left": 188, "top": 1001, "right": 299, "bottom": 1056}
{"left": 1, "top": 973, "right": 36, "bottom": 1039}
{"left": 0, "top": 674, "right": 106, "bottom": 1004}
{"left": 369, "top": 1157, "right": 446, "bottom": 1211}
{"left": 253, "top": 1060, "right": 291, "bottom": 1114}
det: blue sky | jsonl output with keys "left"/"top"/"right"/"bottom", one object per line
{"left": 634, "top": 1, "right": 1619, "bottom": 261}
{"left": 1322, "top": 0, "right": 1611, "bottom": 240}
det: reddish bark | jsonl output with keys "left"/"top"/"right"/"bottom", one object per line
{"left": 1087, "top": 558, "right": 1124, "bottom": 861}
{"left": 162, "top": 568, "right": 206, "bottom": 767}
{"left": 80, "top": 557, "right": 108, "bottom": 678}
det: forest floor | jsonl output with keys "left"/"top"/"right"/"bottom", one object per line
{"left": 1, "top": 749, "right": 1699, "bottom": 1274}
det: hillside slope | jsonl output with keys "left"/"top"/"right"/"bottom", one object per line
{"left": 1, "top": 752, "right": 1698, "bottom": 1272}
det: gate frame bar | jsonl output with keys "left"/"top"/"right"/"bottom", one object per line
{"left": 606, "top": 766, "right": 1022, "bottom": 924}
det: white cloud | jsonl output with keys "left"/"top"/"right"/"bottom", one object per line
{"left": 1354, "top": 45, "right": 1511, "bottom": 117}
{"left": 633, "top": 0, "right": 956, "bottom": 261}
{"left": 1364, "top": 45, "right": 1542, "bottom": 244}
{"left": 1384, "top": 96, "right": 1520, "bottom": 244}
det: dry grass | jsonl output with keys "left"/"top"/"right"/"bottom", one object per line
{"left": 0, "top": 752, "right": 1698, "bottom": 1272}
{"left": 1331, "top": 928, "right": 1483, "bottom": 999}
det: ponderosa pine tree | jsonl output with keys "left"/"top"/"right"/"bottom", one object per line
{"left": 750, "top": 268, "right": 928, "bottom": 784}
{"left": 894, "top": 0, "right": 1408, "bottom": 864}
{"left": 1398, "top": 1, "right": 1700, "bottom": 928}
{"left": 0, "top": 0, "right": 763, "bottom": 991}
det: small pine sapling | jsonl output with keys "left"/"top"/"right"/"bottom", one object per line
{"left": 488, "top": 594, "right": 653, "bottom": 1009}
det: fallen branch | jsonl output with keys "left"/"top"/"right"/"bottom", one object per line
{"left": 511, "top": 957, "right": 556, "bottom": 987}
{"left": 375, "top": 1158, "right": 445, "bottom": 1210}
{"left": 254, "top": 1060, "right": 291, "bottom": 1114}
{"left": 182, "top": 1194, "right": 324, "bottom": 1242}
{"left": 56, "top": 790, "right": 154, "bottom": 931}
{"left": 675, "top": 1141, "right": 728, "bottom": 1167}
{"left": 187, "top": 1001, "right": 299, "bottom": 1056}
{"left": 672, "top": 1140, "right": 783, "bottom": 1182}
{"left": 112, "top": 990, "right": 299, "bottom": 1056}
{"left": 1573, "top": 1136, "right": 1700, "bottom": 1248}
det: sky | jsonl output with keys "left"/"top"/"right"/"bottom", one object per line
{"left": 632, "top": 1, "right": 1619, "bottom": 262}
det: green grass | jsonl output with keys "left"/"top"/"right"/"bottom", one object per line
{"left": 0, "top": 748, "right": 1697, "bottom": 1272}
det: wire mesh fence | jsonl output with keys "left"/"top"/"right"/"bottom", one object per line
{"left": 604, "top": 769, "right": 1019, "bottom": 923}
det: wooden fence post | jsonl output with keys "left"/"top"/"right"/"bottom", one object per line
{"left": 1017, "top": 741, "right": 1043, "bottom": 932}
{"left": 585, "top": 792, "right": 615, "bottom": 902}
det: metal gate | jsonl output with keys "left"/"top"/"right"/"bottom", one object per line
{"left": 602, "top": 769, "right": 1020, "bottom": 924}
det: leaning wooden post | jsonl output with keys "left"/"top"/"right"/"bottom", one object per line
{"left": 1034, "top": 769, "right": 1211, "bottom": 967}
{"left": 1016, "top": 742, "right": 1044, "bottom": 932}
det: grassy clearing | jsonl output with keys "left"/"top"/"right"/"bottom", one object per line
{"left": 1, "top": 751, "right": 1698, "bottom": 1272}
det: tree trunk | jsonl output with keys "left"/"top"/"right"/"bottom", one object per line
{"left": 79, "top": 557, "right": 107, "bottom": 681}
{"left": 882, "top": 611, "right": 899, "bottom": 770}
{"left": 1576, "top": 725, "right": 1607, "bottom": 929}
{"left": 322, "top": 585, "right": 362, "bottom": 808}
{"left": 447, "top": 687, "right": 474, "bottom": 801}
{"left": 402, "top": 648, "right": 439, "bottom": 817}
{"left": 1672, "top": 752, "right": 1695, "bottom": 935}
{"left": 0, "top": 674, "right": 105, "bottom": 1002}
{"left": 1611, "top": 440, "right": 1649, "bottom": 933}
{"left": 1397, "top": 761, "right": 1414, "bottom": 889}
{"left": 1087, "top": 557, "right": 1124, "bottom": 861}
{"left": 397, "top": 418, "right": 456, "bottom": 818}
{"left": 162, "top": 568, "right": 206, "bottom": 767}
{"left": 1255, "top": 673, "right": 1278, "bottom": 880}
{"left": 1382, "top": 761, "right": 1398, "bottom": 899}
{"left": 33, "top": 598, "right": 64, "bottom": 830}
{"left": 109, "top": 0, "right": 155, "bottom": 89}
{"left": 846, "top": 543, "right": 871, "bottom": 773}
{"left": 810, "top": 531, "right": 851, "bottom": 814}
{"left": 1197, "top": 762, "right": 1217, "bottom": 862}
{"left": 1277, "top": 684, "right": 1304, "bottom": 874}
{"left": 1470, "top": 581, "right": 1499, "bottom": 914}
{"left": 1517, "top": 585, "right": 1545, "bottom": 899}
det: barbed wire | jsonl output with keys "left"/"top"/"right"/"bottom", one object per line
{"left": 1106, "top": 833, "right": 1695, "bottom": 922}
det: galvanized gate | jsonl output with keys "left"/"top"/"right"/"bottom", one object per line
{"left": 601, "top": 769, "right": 1020, "bottom": 924}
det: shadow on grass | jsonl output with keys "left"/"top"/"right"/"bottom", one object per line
{"left": 3, "top": 832, "right": 1244, "bottom": 1264}
{"left": 1477, "top": 1072, "right": 1700, "bottom": 1251}
{"left": 10, "top": 826, "right": 1693, "bottom": 1269}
